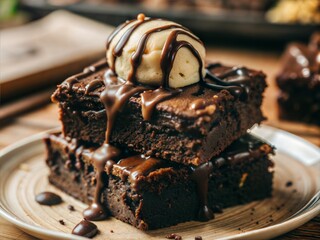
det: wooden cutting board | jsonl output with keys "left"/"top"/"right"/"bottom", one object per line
{"left": 0, "top": 10, "right": 114, "bottom": 102}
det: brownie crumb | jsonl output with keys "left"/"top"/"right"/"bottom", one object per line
{"left": 166, "top": 233, "right": 182, "bottom": 240}
{"left": 67, "top": 204, "right": 75, "bottom": 211}
{"left": 286, "top": 181, "right": 293, "bottom": 187}
{"left": 195, "top": 236, "right": 202, "bottom": 240}
{"left": 59, "top": 219, "right": 65, "bottom": 225}
{"left": 64, "top": 160, "right": 72, "bottom": 169}
{"left": 256, "top": 221, "right": 259, "bottom": 225}
{"left": 238, "top": 228, "right": 241, "bottom": 231}
{"left": 110, "top": 230, "right": 114, "bottom": 233}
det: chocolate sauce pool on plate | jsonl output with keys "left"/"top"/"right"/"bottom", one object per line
{"left": 72, "top": 219, "right": 98, "bottom": 238}
{"left": 35, "top": 192, "right": 62, "bottom": 206}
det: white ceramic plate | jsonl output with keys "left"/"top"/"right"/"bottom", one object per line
{"left": 0, "top": 125, "right": 319, "bottom": 240}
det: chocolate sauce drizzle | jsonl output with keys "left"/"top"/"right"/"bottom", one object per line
{"left": 203, "top": 63, "right": 250, "bottom": 100}
{"left": 190, "top": 134, "right": 266, "bottom": 220}
{"left": 114, "top": 155, "right": 165, "bottom": 189}
{"left": 191, "top": 162, "right": 214, "bottom": 221}
{"left": 64, "top": 59, "right": 108, "bottom": 91}
{"left": 81, "top": 15, "right": 252, "bottom": 222}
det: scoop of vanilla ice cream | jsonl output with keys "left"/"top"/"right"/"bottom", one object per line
{"left": 106, "top": 18, "right": 206, "bottom": 88}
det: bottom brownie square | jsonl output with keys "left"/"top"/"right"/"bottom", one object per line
{"left": 44, "top": 133, "right": 274, "bottom": 230}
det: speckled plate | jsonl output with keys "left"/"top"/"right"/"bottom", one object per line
{"left": 0, "top": 125, "right": 319, "bottom": 240}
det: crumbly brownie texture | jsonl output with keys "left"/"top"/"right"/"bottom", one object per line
{"left": 52, "top": 60, "right": 267, "bottom": 166}
{"left": 45, "top": 133, "right": 274, "bottom": 230}
{"left": 276, "top": 34, "right": 320, "bottom": 126}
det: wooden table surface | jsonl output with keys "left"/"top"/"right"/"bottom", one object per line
{"left": 0, "top": 46, "right": 319, "bottom": 239}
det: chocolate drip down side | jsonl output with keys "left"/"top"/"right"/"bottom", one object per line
{"left": 190, "top": 134, "right": 272, "bottom": 221}
{"left": 113, "top": 155, "right": 166, "bottom": 189}
{"left": 191, "top": 162, "right": 214, "bottom": 221}
{"left": 84, "top": 74, "right": 150, "bottom": 221}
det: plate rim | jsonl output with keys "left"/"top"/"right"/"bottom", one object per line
{"left": 0, "top": 125, "right": 319, "bottom": 240}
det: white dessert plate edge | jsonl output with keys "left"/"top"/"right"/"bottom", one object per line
{"left": 0, "top": 125, "right": 319, "bottom": 240}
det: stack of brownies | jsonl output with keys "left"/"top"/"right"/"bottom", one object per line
{"left": 45, "top": 15, "right": 274, "bottom": 230}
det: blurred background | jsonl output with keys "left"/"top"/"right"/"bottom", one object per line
{"left": 2, "top": 0, "right": 320, "bottom": 42}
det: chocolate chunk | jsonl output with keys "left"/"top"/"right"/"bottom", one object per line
{"left": 35, "top": 192, "right": 62, "bottom": 206}
{"left": 72, "top": 219, "right": 98, "bottom": 238}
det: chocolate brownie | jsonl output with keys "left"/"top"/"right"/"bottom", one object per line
{"left": 45, "top": 132, "right": 274, "bottom": 230}
{"left": 52, "top": 60, "right": 267, "bottom": 166}
{"left": 276, "top": 33, "right": 320, "bottom": 126}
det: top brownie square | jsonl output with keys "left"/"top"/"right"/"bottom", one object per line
{"left": 52, "top": 59, "right": 267, "bottom": 166}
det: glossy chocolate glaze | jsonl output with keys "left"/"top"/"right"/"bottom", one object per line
{"left": 85, "top": 78, "right": 104, "bottom": 94}
{"left": 280, "top": 42, "right": 319, "bottom": 80}
{"left": 141, "top": 88, "right": 181, "bottom": 120}
{"left": 35, "top": 192, "right": 62, "bottom": 206}
{"left": 309, "top": 32, "right": 320, "bottom": 52}
{"left": 114, "top": 155, "right": 166, "bottom": 189}
{"left": 83, "top": 143, "right": 120, "bottom": 220}
{"left": 72, "top": 219, "right": 98, "bottom": 238}
{"left": 204, "top": 63, "right": 249, "bottom": 100}
{"left": 64, "top": 60, "right": 108, "bottom": 91}
{"left": 71, "top": 15, "right": 254, "bottom": 222}
{"left": 191, "top": 162, "right": 214, "bottom": 221}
